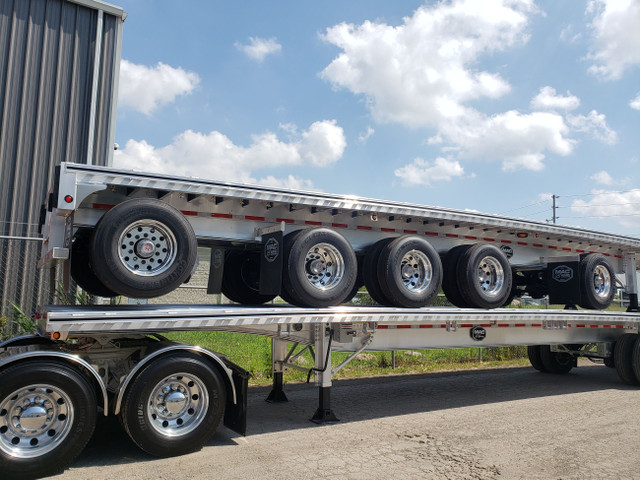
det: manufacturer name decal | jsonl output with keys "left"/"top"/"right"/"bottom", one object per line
{"left": 500, "top": 245, "right": 514, "bottom": 259}
{"left": 264, "top": 237, "right": 280, "bottom": 262}
{"left": 552, "top": 265, "right": 573, "bottom": 283}
{"left": 470, "top": 326, "right": 487, "bottom": 341}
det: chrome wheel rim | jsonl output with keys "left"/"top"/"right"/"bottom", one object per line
{"left": 399, "top": 249, "right": 433, "bottom": 293}
{"left": 0, "top": 384, "right": 74, "bottom": 458}
{"left": 592, "top": 265, "right": 611, "bottom": 299}
{"left": 117, "top": 221, "right": 177, "bottom": 276}
{"left": 476, "top": 256, "right": 505, "bottom": 297}
{"left": 146, "top": 373, "right": 209, "bottom": 438}
{"left": 304, "top": 243, "right": 345, "bottom": 291}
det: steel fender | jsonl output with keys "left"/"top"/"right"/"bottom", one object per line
{"left": 114, "top": 344, "right": 237, "bottom": 415}
{"left": 0, "top": 350, "right": 109, "bottom": 415}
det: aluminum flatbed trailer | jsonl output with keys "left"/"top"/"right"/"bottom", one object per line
{"left": 40, "top": 162, "right": 640, "bottom": 312}
{"left": 2, "top": 303, "right": 639, "bottom": 479}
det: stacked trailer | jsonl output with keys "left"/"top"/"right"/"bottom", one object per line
{"left": 0, "top": 161, "right": 638, "bottom": 478}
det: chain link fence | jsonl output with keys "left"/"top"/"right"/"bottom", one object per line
{"left": 0, "top": 235, "right": 53, "bottom": 339}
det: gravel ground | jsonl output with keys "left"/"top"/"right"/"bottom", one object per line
{"left": 51, "top": 363, "right": 640, "bottom": 480}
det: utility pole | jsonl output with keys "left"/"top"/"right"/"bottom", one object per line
{"left": 547, "top": 194, "right": 558, "bottom": 224}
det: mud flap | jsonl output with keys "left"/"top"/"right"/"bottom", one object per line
{"left": 223, "top": 362, "right": 249, "bottom": 436}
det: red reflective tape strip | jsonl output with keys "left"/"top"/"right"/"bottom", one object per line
{"left": 484, "top": 238, "right": 495, "bottom": 242}
{"left": 440, "top": 325, "right": 447, "bottom": 328}
{"left": 548, "top": 246, "right": 558, "bottom": 250}
{"left": 212, "top": 213, "right": 233, "bottom": 219}
{"left": 277, "top": 218, "right": 295, "bottom": 224}
{"left": 562, "top": 248, "right": 571, "bottom": 251}
{"left": 515, "top": 323, "right": 526, "bottom": 327}
{"left": 419, "top": 325, "right": 434, "bottom": 329}
{"left": 461, "top": 324, "right": 473, "bottom": 328}
{"left": 305, "top": 220, "right": 322, "bottom": 226}
{"left": 181, "top": 210, "right": 197, "bottom": 216}
{"left": 602, "top": 325, "right": 612, "bottom": 328}
{"left": 465, "top": 236, "right": 477, "bottom": 240}
{"left": 332, "top": 223, "right": 348, "bottom": 228}
{"left": 377, "top": 325, "right": 389, "bottom": 329}
{"left": 615, "top": 325, "right": 624, "bottom": 329}
{"left": 497, "top": 324, "right": 510, "bottom": 327}
{"left": 381, "top": 228, "right": 396, "bottom": 232}
{"left": 590, "top": 325, "right": 599, "bottom": 328}
{"left": 357, "top": 226, "right": 373, "bottom": 231}
{"left": 396, "top": 325, "right": 411, "bottom": 329}
{"left": 603, "top": 253, "right": 610, "bottom": 257}
{"left": 533, "top": 244, "right": 543, "bottom": 248}
{"left": 501, "top": 240, "right": 512, "bottom": 244}
{"left": 404, "top": 230, "right": 417, "bottom": 234}
{"left": 517, "top": 242, "right": 527, "bottom": 246}
{"left": 576, "top": 324, "right": 586, "bottom": 328}
{"left": 92, "top": 203, "right": 114, "bottom": 210}
{"left": 446, "top": 234, "right": 458, "bottom": 238}
{"left": 532, "top": 324, "right": 542, "bottom": 327}
{"left": 425, "top": 232, "right": 438, "bottom": 236}
{"left": 576, "top": 249, "right": 585, "bottom": 253}
{"left": 615, "top": 255, "right": 622, "bottom": 259}
{"left": 245, "top": 215, "right": 265, "bottom": 221}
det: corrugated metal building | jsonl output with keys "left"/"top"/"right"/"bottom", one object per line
{"left": 0, "top": 0, "right": 124, "bottom": 330}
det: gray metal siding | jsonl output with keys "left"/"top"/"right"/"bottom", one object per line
{"left": 0, "top": 0, "right": 123, "bottom": 325}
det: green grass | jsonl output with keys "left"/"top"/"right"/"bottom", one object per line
{"left": 165, "top": 330, "right": 529, "bottom": 386}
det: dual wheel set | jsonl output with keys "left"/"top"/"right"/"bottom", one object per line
{"left": 527, "top": 333, "right": 640, "bottom": 386}
{"left": 0, "top": 352, "right": 227, "bottom": 479}
{"left": 70, "top": 199, "right": 616, "bottom": 310}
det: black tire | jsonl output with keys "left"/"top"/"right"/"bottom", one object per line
{"left": 614, "top": 334, "right": 640, "bottom": 385}
{"left": 539, "top": 345, "right": 574, "bottom": 374}
{"left": 282, "top": 228, "right": 357, "bottom": 307}
{"left": 632, "top": 336, "right": 640, "bottom": 384}
{"left": 456, "top": 244, "right": 513, "bottom": 309}
{"left": 341, "top": 256, "right": 365, "bottom": 304}
{"left": 363, "top": 238, "right": 394, "bottom": 306}
{"left": 527, "top": 345, "right": 547, "bottom": 372}
{"left": 442, "top": 245, "right": 471, "bottom": 308}
{"left": 120, "top": 353, "right": 225, "bottom": 457}
{"left": 70, "top": 228, "right": 118, "bottom": 297}
{"left": 376, "top": 235, "right": 442, "bottom": 308}
{"left": 578, "top": 254, "right": 615, "bottom": 310}
{"left": 91, "top": 199, "right": 198, "bottom": 298}
{"left": 221, "top": 250, "right": 276, "bottom": 305}
{"left": 0, "top": 360, "right": 97, "bottom": 480}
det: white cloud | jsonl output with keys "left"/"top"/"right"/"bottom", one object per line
{"left": 394, "top": 157, "right": 465, "bottom": 186}
{"left": 591, "top": 170, "right": 614, "bottom": 185}
{"left": 587, "top": 0, "right": 640, "bottom": 80}
{"left": 440, "top": 110, "right": 574, "bottom": 171}
{"left": 630, "top": 93, "right": 640, "bottom": 110}
{"left": 358, "top": 127, "right": 375, "bottom": 143}
{"left": 118, "top": 60, "right": 200, "bottom": 115}
{"left": 559, "top": 25, "right": 582, "bottom": 43}
{"left": 235, "top": 37, "right": 282, "bottom": 62}
{"left": 530, "top": 86, "right": 580, "bottom": 111}
{"left": 566, "top": 110, "right": 617, "bottom": 145}
{"left": 571, "top": 189, "right": 640, "bottom": 227}
{"left": 320, "top": 0, "right": 535, "bottom": 128}
{"left": 113, "top": 120, "right": 346, "bottom": 187}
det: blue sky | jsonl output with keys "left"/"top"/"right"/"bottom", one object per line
{"left": 112, "top": 0, "right": 640, "bottom": 238}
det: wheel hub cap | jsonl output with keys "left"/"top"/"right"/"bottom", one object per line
{"left": 476, "top": 256, "right": 504, "bottom": 297}
{"left": 304, "top": 243, "right": 345, "bottom": 291}
{"left": 117, "top": 221, "right": 177, "bottom": 276}
{"left": 399, "top": 250, "right": 432, "bottom": 293}
{"left": 592, "top": 265, "right": 611, "bottom": 298}
{"left": 0, "top": 385, "right": 74, "bottom": 458}
{"left": 147, "top": 374, "right": 209, "bottom": 437}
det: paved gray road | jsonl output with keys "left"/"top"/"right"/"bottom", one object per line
{"left": 53, "top": 364, "right": 640, "bottom": 479}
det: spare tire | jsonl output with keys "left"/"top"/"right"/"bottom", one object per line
{"left": 91, "top": 199, "right": 197, "bottom": 298}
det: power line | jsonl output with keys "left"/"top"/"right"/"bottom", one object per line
{"left": 498, "top": 199, "right": 550, "bottom": 215}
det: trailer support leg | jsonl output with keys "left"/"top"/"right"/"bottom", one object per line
{"left": 311, "top": 387, "right": 338, "bottom": 424}
{"left": 266, "top": 337, "right": 288, "bottom": 403}
{"left": 624, "top": 254, "right": 639, "bottom": 312}
{"left": 310, "top": 323, "right": 339, "bottom": 424}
